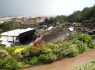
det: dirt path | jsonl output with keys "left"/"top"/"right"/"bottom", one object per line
{"left": 20, "top": 49, "right": 95, "bottom": 70}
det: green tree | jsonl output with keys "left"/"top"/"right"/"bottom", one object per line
{"left": 2, "top": 21, "right": 21, "bottom": 32}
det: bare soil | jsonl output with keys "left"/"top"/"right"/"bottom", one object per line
{"left": 20, "top": 49, "right": 95, "bottom": 70}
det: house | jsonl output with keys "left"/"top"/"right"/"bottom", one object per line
{"left": 0, "top": 28, "right": 36, "bottom": 47}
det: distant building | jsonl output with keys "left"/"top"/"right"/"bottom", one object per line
{"left": 11, "top": 17, "right": 46, "bottom": 26}
{"left": 35, "top": 17, "right": 46, "bottom": 23}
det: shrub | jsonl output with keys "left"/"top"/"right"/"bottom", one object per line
{"left": 77, "top": 42, "right": 88, "bottom": 53}
{"left": 0, "top": 55, "right": 19, "bottom": 70}
{"left": 78, "top": 34, "right": 92, "bottom": 43}
{"left": 46, "top": 43, "right": 58, "bottom": 49}
{"left": 29, "top": 56, "right": 40, "bottom": 65}
{"left": 5, "top": 45, "right": 27, "bottom": 55}
{"left": 71, "top": 34, "right": 81, "bottom": 41}
{"left": 74, "top": 61, "right": 95, "bottom": 70}
{"left": 71, "top": 39, "right": 81, "bottom": 44}
{"left": 63, "top": 44, "right": 79, "bottom": 57}
{"left": 59, "top": 41, "right": 71, "bottom": 49}
{"left": 88, "top": 40, "right": 95, "bottom": 48}
{"left": 72, "top": 34, "right": 92, "bottom": 43}
{"left": 13, "top": 47, "right": 25, "bottom": 59}
{"left": 17, "top": 62, "right": 24, "bottom": 68}
{"left": 5, "top": 47, "right": 17, "bottom": 55}
{"left": 40, "top": 47, "right": 52, "bottom": 54}
{"left": 21, "top": 47, "right": 31, "bottom": 58}
{"left": 39, "top": 52, "right": 57, "bottom": 63}
{"left": 53, "top": 47, "right": 64, "bottom": 59}
{"left": 0, "top": 49, "right": 8, "bottom": 59}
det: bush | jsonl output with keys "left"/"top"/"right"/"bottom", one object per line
{"left": 13, "top": 47, "right": 25, "bottom": 59}
{"left": 5, "top": 47, "right": 17, "bottom": 55}
{"left": 13, "top": 46, "right": 32, "bottom": 63}
{"left": 78, "top": 34, "right": 92, "bottom": 43}
{"left": 88, "top": 40, "right": 95, "bottom": 48}
{"left": 0, "top": 55, "right": 19, "bottom": 70}
{"left": 39, "top": 52, "right": 57, "bottom": 63}
{"left": 77, "top": 42, "right": 88, "bottom": 53}
{"left": 40, "top": 47, "right": 52, "bottom": 54}
{"left": 74, "top": 61, "right": 95, "bottom": 70}
{"left": 0, "top": 49, "right": 8, "bottom": 59}
{"left": 46, "top": 43, "right": 64, "bottom": 58}
{"left": 63, "top": 44, "right": 79, "bottom": 57}
{"left": 46, "top": 43, "right": 58, "bottom": 49}
{"left": 2, "top": 21, "right": 21, "bottom": 32}
{"left": 17, "top": 62, "right": 24, "bottom": 68}
{"left": 58, "top": 41, "right": 71, "bottom": 49}
{"left": 71, "top": 39, "right": 81, "bottom": 44}
{"left": 53, "top": 47, "right": 64, "bottom": 59}
{"left": 29, "top": 56, "right": 40, "bottom": 65}
{"left": 72, "top": 34, "right": 92, "bottom": 43}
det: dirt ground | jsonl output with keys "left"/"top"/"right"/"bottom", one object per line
{"left": 20, "top": 49, "right": 95, "bottom": 70}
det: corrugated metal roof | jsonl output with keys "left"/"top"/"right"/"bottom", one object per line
{"left": 1, "top": 28, "right": 35, "bottom": 36}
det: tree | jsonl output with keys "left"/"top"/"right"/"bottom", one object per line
{"left": 2, "top": 21, "right": 21, "bottom": 32}
{"left": 68, "top": 11, "right": 82, "bottom": 22}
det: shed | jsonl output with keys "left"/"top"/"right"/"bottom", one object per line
{"left": 0, "top": 28, "right": 36, "bottom": 46}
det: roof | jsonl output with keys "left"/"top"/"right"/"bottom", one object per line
{"left": 1, "top": 28, "right": 35, "bottom": 36}
{"left": 69, "top": 27, "right": 74, "bottom": 31}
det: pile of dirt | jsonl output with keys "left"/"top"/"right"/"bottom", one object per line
{"left": 42, "top": 27, "right": 66, "bottom": 43}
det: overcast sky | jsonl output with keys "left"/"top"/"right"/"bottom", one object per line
{"left": 0, "top": 0, "right": 95, "bottom": 17}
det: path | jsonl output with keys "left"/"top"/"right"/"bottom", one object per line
{"left": 20, "top": 49, "right": 95, "bottom": 70}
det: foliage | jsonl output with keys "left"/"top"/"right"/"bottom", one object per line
{"left": 0, "top": 49, "right": 8, "bottom": 59}
{"left": 0, "top": 34, "right": 95, "bottom": 70}
{"left": 88, "top": 40, "right": 95, "bottom": 48}
{"left": 77, "top": 42, "right": 88, "bottom": 53}
{"left": 67, "top": 5, "right": 95, "bottom": 22}
{"left": 39, "top": 52, "right": 57, "bottom": 63}
{"left": 5, "top": 47, "right": 18, "bottom": 55}
{"left": 13, "top": 47, "right": 25, "bottom": 59}
{"left": 38, "top": 5, "right": 95, "bottom": 27}
{"left": 79, "top": 34, "right": 92, "bottom": 43}
{"left": 63, "top": 44, "right": 79, "bottom": 57}
{"left": 2, "top": 21, "right": 21, "bottom": 32}
{"left": 54, "top": 15, "right": 67, "bottom": 23}
{"left": 40, "top": 47, "right": 52, "bottom": 54}
{"left": 46, "top": 43, "right": 59, "bottom": 49}
{"left": 38, "top": 44, "right": 57, "bottom": 63}
{"left": 72, "top": 34, "right": 92, "bottom": 43}
{"left": 74, "top": 61, "right": 95, "bottom": 70}
{"left": 29, "top": 56, "right": 40, "bottom": 65}
{"left": 0, "top": 55, "right": 19, "bottom": 70}
{"left": 17, "top": 62, "right": 24, "bottom": 68}
{"left": 68, "top": 11, "right": 82, "bottom": 22}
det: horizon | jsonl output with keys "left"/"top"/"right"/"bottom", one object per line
{"left": 0, "top": 0, "right": 95, "bottom": 17}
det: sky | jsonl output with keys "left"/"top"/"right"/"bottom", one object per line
{"left": 0, "top": 0, "right": 95, "bottom": 17}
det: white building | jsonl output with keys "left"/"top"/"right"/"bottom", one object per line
{"left": 0, "top": 28, "right": 36, "bottom": 47}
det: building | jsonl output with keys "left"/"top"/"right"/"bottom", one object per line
{"left": 0, "top": 28, "right": 36, "bottom": 46}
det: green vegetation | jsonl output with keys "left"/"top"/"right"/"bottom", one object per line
{"left": 1, "top": 21, "right": 21, "bottom": 32}
{"left": 0, "top": 55, "right": 19, "bottom": 70}
{"left": 0, "top": 21, "right": 31, "bottom": 33}
{"left": 64, "top": 5, "right": 95, "bottom": 23}
{"left": 74, "top": 61, "right": 95, "bottom": 70}
{"left": 39, "top": 5, "right": 95, "bottom": 27}
{"left": 0, "top": 34, "right": 95, "bottom": 70}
